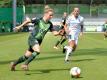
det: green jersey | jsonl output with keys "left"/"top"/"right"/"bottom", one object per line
{"left": 103, "top": 23, "right": 107, "bottom": 31}
{"left": 28, "top": 17, "right": 53, "bottom": 46}
{"left": 103, "top": 24, "right": 107, "bottom": 29}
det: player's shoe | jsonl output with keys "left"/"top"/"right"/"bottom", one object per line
{"left": 10, "top": 62, "right": 16, "bottom": 71}
{"left": 53, "top": 46, "right": 59, "bottom": 49}
{"left": 21, "top": 64, "right": 29, "bottom": 71}
{"left": 64, "top": 59, "right": 70, "bottom": 63}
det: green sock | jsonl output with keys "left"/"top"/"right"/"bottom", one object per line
{"left": 24, "top": 52, "right": 40, "bottom": 65}
{"left": 14, "top": 55, "right": 28, "bottom": 66}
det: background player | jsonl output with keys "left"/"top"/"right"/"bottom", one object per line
{"left": 63, "top": 7, "right": 84, "bottom": 62}
{"left": 53, "top": 12, "right": 68, "bottom": 49}
{"left": 103, "top": 20, "right": 107, "bottom": 40}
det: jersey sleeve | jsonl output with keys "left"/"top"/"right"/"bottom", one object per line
{"left": 62, "top": 17, "right": 66, "bottom": 25}
{"left": 62, "top": 18, "right": 65, "bottom": 25}
{"left": 62, "top": 18, "right": 64, "bottom": 23}
{"left": 49, "top": 22, "right": 54, "bottom": 32}
{"left": 31, "top": 17, "right": 39, "bottom": 25}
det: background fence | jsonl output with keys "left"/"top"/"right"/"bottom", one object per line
{"left": 0, "top": 3, "right": 107, "bottom": 32}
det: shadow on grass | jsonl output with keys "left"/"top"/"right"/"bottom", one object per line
{"left": 0, "top": 48, "right": 106, "bottom": 65}
{"left": 74, "top": 48, "right": 107, "bottom": 56}
{"left": 36, "top": 55, "right": 64, "bottom": 60}
{"left": 24, "top": 68, "right": 70, "bottom": 75}
{"left": 0, "top": 55, "right": 64, "bottom": 65}
{"left": 71, "top": 76, "right": 83, "bottom": 79}
{"left": 72, "top": 58, "right": 95, "bottom": 62}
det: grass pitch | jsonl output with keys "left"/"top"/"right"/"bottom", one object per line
{"left": 0, "top": 32, "right": 107, "bottom": 80}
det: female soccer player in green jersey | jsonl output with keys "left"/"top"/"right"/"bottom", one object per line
{"left": 103, "top": 20, "right": 107, "bottom": 40}
{"left": 10, "top": 6, "right": 60, "bottom": 71}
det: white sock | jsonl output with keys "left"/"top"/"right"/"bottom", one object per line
{"left": 64, "top": 46, "right": 68, "bottom": 49}
{"left": 65, "top": 46, "right": 72, "bottom": 61}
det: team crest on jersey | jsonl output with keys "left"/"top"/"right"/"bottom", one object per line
{"left": 39, "top": 20, "right": 50, "bottom": 33}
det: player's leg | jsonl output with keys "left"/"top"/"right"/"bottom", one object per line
{"left": 54, "top": 36, "right": 63, "bottom": 49}
{"left": 72, "top": 38, "right": 78, "bottom": 52}
{"left": 54, "top": 40, "right": 60, "bottom": 49}
{"left": 64, "top": 40, "right": 74, "bottom": 62}
{"left": 104, "top": 32, "right": 107, "bottom": 40}
{"left": 64, "top": 32, "right": 79, "bottom": 62}
{"left": 60, "top": 35, "right": 67, "bottom": 45}
{"left": 21, "top": 44, "right": 40, "bottom": 70}
{"left": 10, "top": 50, "right": 32, "bottom": 71}
{"left": 72, "top": 45, "right": 77, "bottom": 52}
{"left": 24, "top": 44, "right": 40, "bottom": 65}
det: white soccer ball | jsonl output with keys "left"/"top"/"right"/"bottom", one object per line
{"left": 70, "top": 67, "right": 81, "bottom": 78}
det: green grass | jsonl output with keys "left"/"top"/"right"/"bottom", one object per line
{"left": 0, "top": 32, "right": 107, "bottom": 80}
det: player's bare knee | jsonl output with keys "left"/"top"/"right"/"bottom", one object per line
{"left": 32, "top": 45, "right": 40, "bottom": 51}
{"left": 25, "top": 50, "right": 32, "bottom": 57}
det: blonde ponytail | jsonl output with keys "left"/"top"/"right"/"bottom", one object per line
{"left": 44, "top": 5, "right": 53, "bottom": 13}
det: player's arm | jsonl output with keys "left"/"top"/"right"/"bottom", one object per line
{"left": 52, "top": 26, "right": 65, "bottom": 36}
{"left": 64, "top": 23, "right": 69, "bottom": 34}
{"left": 63, "top": 16, "right": 69, "bottom": 34}
{"left": 52, "top": 30, "right": 63, "bottom": 36}
{"left": 14, "top": 19, "right": 31, "bottom": 31}
{"left": 81, "top": 25, "right": 83, "bottom": 32}
{"left": 49, "top": 22, "right": 63, "bottom": 36}
{"left": 80, "top": 25, "right": 84, "bottom": 36}
{"left": 80, "top": 17, "right": 84, "bottom": 36}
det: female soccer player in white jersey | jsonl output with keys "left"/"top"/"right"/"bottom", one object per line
{"left": 63, "top": 7, "right": 84, "bottom": 62}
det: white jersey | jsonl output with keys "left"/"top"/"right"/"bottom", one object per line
{"left": 66, "top": 15, "right": 84, "bottom": 33}
{"left": 66, "top": 15, "right": 84, "bottom": 43}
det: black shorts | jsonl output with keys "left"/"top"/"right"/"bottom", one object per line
{"left": 28, "top": 46, "right": 34, "bottom": 53}
{"left": 28, "top": 36, "right": 42, "bottom": 52}
{"left": 28, "top": 36, "right": 42, "bottom": 47}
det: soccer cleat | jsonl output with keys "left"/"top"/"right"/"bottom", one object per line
{"left": 65, "top": 60, "right": 70, "bottom": 63}
{"left": 10, "top": 62, "right": 16, "bottom": 71}
{"left": 53, "top": 46, "right": 59, "bottom": 49}
{"left": 64, "top": 58, "right": 70, "bottom": 63}
{"left": 65, "top": 59, "right": 70, "bottom": 62}
{"left": 21, "top": 64, "right": 29, "bottom": 71}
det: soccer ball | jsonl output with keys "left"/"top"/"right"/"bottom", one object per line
{"left": 70, "top": 67, "right": 81, "bottom": 78}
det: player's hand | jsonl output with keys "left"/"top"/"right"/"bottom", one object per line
{"left": 13, "top": 26, "right": 21, "bottom": 32}
{"left": 59, "top": 29, "right": 64, "bottom": 35}
{"left": 79, "top": 32, "right": 83, "bottom": 38}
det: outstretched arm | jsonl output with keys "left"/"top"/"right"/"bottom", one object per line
{"left": 52, "top": 30, "right": 62, "bottom": 36}
{"left": 14, "top": 19, "right": 31, "bottom": 31}
{"left": 79, "top": 25, "right": 84, "bottom": 37}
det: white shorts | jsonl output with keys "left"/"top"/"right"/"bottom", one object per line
{"left": 68, "top": 31, "right": 80, "bottom": 45}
